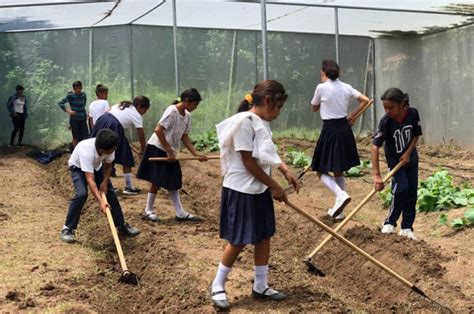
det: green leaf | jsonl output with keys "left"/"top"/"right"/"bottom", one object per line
{"left": 453, "top": 197, "right": 468, "bottom": 206}
{"left": 451, "top": 218, "right": 465, "bottom": 229}
{"left": 464, "top": 208, "right": 474, "bottom": 224}
{"left": 438, "top": 213, "right": 448, "bottom": 225}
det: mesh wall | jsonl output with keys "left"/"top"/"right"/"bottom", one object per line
{"left": 374, "top": 24, "right": 474, "bottom": 148}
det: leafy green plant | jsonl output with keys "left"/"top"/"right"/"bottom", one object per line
{"left": 417, "top": 170, "right": 474, "bottom": 212}
{"left": 194, "top": 129, "right": 219, "bottom": 152}
{"left": 379, "top": 187, "right": 393, "bottom": 207}
{"left": 439, "top": 207, "right": 474, "bottom": 230}
{"left": 285, "top": 147, "right": 311, "bottom": 169}
{"left": 344, "top": 160, "right": 372, "bottom": 177}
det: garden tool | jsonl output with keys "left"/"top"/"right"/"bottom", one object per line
{"left": 101, "top": 193, "right": 139, "bottom": 285}
{"left": 149, "top": 155, "right": 220, "bottom": 161}
{"left": 304, "top": 161, "right": 403, "bottom": 274}
{"left": 285, "top": 199, "right": 452, "bottom": 313}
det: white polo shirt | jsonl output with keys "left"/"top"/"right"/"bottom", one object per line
{"left": 148, "top": 105, "right": 191, "bottom": 152}
{"left": 88, "top": 99, "right": 110, "bottom": 124}
{"left": 109, "top": 104, "right": 143, "bottom": 129}
{"left": 310, "top": 79, "right": 361, "bottom": 120}
{"left": 68, "top": 138, "right": 115, "bottom": 173}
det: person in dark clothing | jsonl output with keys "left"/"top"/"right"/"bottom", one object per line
{"left": 372, "top": 87, "right": 422, "bottom": 240}
{"left": 6, "top": 85, "right": 28, "bottom": 147}
{"left": 58, "top": 81, "right": 88, "bottom": 148}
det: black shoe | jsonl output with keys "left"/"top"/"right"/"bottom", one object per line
{"left": 118, "top": 222, "right": 140, "bottom": 237}
{"left": 17, "top": 143, "right": 25, "bottom": 147}
{"left": 60, "top": 228, "right": 75, "bottom": 243}
{"left": 8, "top": 143, "right": 15, "bottom": 148}
{"left": 252, "top": 287, "right": 286, "bottom": 301}
{"left": 209, "top": 285, "right": 230, "bottom": 310}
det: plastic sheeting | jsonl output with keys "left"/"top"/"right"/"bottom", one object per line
{"left": 374, "top": 24, "right": 474, "bottom": 148}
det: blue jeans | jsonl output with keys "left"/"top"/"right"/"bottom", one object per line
{"left": 64, "top": 166, "right": 124, "bottom": 230}
{"left": 384, "top": 163, "right": 418, "bottom": 230}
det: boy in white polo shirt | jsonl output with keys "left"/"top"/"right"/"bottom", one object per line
{"left": 88, "top": 84, "right": 110, "bottom": 130}
{"left": 60, "top": 128, "right": 140, "bottom": 243}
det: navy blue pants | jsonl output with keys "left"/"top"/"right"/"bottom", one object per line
{"left": 10, "top": 113, "right": 26, "bottom": 145}
{"left": 70, "top": 118, "right": 89, "bottom": 142}
{"left": 64, "top": 166, "right": 124, "bottom": 230}
{"left": 384, "top": 163, "right": 418, "bottom": 230}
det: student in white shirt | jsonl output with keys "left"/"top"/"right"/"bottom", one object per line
{"left": 210, "top": 80, "right": 299, "bottom": 310}
{"left": 90, "top": 96, "right": 150, "bottom": 195}
{"left": 136, "top": 88, "right": 208, "bottom": 222}
{"left": 60, "top": 129, "right": 140, "bottom": 243}
{"left": 88, "top": 84, "right": 110, "bottom": 130}
{"left": 310, "top": 60, "right": 370, "bottom": 219}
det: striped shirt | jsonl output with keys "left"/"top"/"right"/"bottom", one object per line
{"left": 58, "top": 91, "right": 87, "bottom": 120}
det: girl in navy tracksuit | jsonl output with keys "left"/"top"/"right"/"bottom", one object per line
{"left": 372, "top": 87, "right": 422, "bottom": 240}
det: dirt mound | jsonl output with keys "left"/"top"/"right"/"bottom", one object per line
{"left": 2, "top": 139, "right": 472, "bottom": 312}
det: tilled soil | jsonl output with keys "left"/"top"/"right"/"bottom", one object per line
{"left": 0, "top": 138, "right": 472, "bottom": 312}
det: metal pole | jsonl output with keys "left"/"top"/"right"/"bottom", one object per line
{"left": 88, "top": 27, "right": 93, "bottom": 96}
{"left": 371, "top": 38, "right": 377, "bottom": 133}
{"left": 226, "top": 30, "right": 238, "bottom": 116}
{"left": 172, "top": 0, "right": 179, "bottom": 95}
{"left": 334, "top": 7, "right": 339, "bottom": 64}
{"left": 128, "top": 25, "right": 135, "bottom": 99}
{"left": 261, "top": 0, "right": 268, "bottom": 80}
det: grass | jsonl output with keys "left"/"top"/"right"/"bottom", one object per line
{"left": 273, "top": 127, "right": 319, "bottom": 142}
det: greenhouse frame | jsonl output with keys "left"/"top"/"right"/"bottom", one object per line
{"left": 0, "top": 0, "right": 473, "bottom": 148}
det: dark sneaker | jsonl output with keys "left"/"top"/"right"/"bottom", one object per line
{"left": 17, "top": 143, "right": 25, "bottom": 147}
{"left": 112, "top": 187, "right": 119, "bottom": 194}
{"left": 123, "top": 187, "right": 141, "bottom": 195}
{"left": 60, "top": 228, "right": 75, "bottom": 243}
{"left": 252, "top": 287, "right": 286, "bottom": 301}
{"left": 8, "top": 143, "right": 15, "bottom": 148}
{"left": 118, "top": 223, "right": 140, "bottom": 237}
{"left": 142, "top": 212, "right": 159, "bottom": 222}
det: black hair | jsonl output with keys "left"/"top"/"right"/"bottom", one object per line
{"left": 72, "top": 81, "right": 82, "bottom": 88}
{"left": 95, "top": 84, "right": 108, "bottom": 96}
{"left": 15, "top": 85, "right": 24, "bottom": 92}
{"left": 237, "top": 80, "right": 288, "bottom": 113}
{"left": 119, "top": 95, "right": 151, "bottom": 110}
{"left": 95, "top": 129, "right": 119, "bottom": 150}
{"left": 321, "top": 60, "right": 340, "bottom": 80}
{"left": 172, "top": 88, "right": 202, "bottom": 104}
{"left": 381, "top": 87, "right": 410, "bottom": 107}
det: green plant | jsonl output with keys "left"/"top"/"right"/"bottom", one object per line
{"left": 379, "top": 187, "right": 393, "bottom": 207}
{"left": 285, "top": 147, "right": 311, "bottom": 169}
{"left": 417, "top": 170, "right": 474, "bottom": 212}
{"left": 194, "top": 129, "right": 219, "bottom": 152}
{"left": 439, "top": 207, "right": 474, "bottom": 230}
{"left": 344, "top": 160, "right": 372, "bottom": 177}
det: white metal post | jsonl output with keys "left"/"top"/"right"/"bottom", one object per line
{"left": 261, "top": 0, "right": 268, "bottom": 80}
{"left": 172, "top": 0, "right": 179, "bottom": 95}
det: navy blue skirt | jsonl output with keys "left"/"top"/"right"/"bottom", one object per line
{"left": 89, "top": 113, "right": 135, "bottom": 167}
{"left": 220, "top": 187, "right": 275, "bottom": 245}
{"left": 311, "top": 118, "right": 360, "bottom": 173}
{"left": 136, "top": 145, "right": 182, "bottom": 191}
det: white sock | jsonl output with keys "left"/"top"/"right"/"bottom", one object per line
{"left": 169, "top": 190, "right": 187, "bottom": 217}
{"left": 145, "top": 192, "right": 157, "bottom": 215}
{"left": 321, "top": 174, "right": 343, "bottom": 196}
{"left": 335, "top": 176, "right": 345, "bottom": 191}
{"left": 212, "top": 262, "right": 232, "bottom": 300}
{"left": 254, "top": 265, "right": 277, "bottom": 295}
{"left": 124, "top": 173, "right": 133, "bottom": 189}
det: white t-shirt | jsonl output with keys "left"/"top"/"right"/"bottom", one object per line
{"left": 222, "top": 117, "right": 273, "bottom": 194}
{"left": 14, "top": 98, "right": 25, "bottom": 113}
{"left": 310, "top": 79, "right": 361, "bottom": 120}
{"left": 68, "top": 138, "right": 115, "bottom": 173}
{"left": 148, "top": 105, "right": 191, "bottom": 152}
{"left": 109, "top": 104, "right": 143, "bottom": 129}
{"left": 88, "top": 99, "right": 110, "bottom": 124}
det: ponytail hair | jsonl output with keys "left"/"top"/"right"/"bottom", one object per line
{"left": 173, "top": 88, "right": 202, "bottom": 104}
{"left": 381, "top": 88, "right": 410, "bottom": 107}
{"left": 119, "top": 100, "right": 132, "bottom": 110}
{"left": 321, "top": 60, "right": 340, "bottom": 80}
{"left": 237, "top": 80, "right": 288, "bottom": 113}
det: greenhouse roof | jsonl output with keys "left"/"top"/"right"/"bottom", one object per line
{"left": 0, "top": 0, "right": 473, "bottom": 37}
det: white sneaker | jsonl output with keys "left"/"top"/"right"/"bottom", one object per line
{"left": 328, "top": 191, "right": 351, "bottom": 218}
{"left": 399, "top": 228, "right": 417, "bottom": 240}
{"left": 334, "top": 212, "right": 345, "bottom": 220}
{"left": 381, "top": 224, "right": 395, "bottom": 234}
